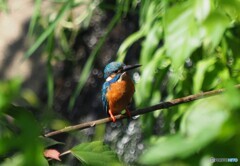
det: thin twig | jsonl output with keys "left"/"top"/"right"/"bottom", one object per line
{"left": 44, "top": 84, "right": 240, "bottom": 137}
{"left": 60, "top": 150, "right": 71, "bottom": 157}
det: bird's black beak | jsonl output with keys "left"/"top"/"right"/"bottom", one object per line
{"left": 122, "top": 64, "right": 141, "bottom": 72}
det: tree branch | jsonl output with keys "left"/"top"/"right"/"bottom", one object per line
{"left": 44, "top": 84, "right": 240, "bottom": 137}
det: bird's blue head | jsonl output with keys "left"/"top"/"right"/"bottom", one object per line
{"left": 103, "top": 62, "right": 124, "bottom": 79}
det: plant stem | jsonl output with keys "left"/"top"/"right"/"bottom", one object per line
{"left": 60, "top": 150, "right": 71, "bottom": 156}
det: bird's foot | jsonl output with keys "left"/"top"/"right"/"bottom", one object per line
{"left": 108, "top": 110, "right": 116, "bottom": 122}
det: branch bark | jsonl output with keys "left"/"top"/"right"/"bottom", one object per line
{"left": 44, "top": 84, "right": 240, "bottom": 137}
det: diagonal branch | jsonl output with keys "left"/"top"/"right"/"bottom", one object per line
{"left": 44, "top": 84, "right": 240, "bottom": 137}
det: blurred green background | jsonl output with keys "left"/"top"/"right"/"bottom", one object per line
{"left": 0, "top": 0, "right": 240, "bottom": 165}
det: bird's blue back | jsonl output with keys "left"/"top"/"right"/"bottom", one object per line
{"left": 102, "top": 74, "right": 121, "bottom": 114}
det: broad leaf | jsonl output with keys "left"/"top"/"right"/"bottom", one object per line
{"left": 139, "top": 96, "right": 230, "bottom": 165}
{"left": 140, "top": 22, "right": 163, "bottom": 66}
{"left": 194, "top": 0, "right": 211, "bottom": 22}
{"left": 117, "top": 30, "right": 145, "bottom": 62}
{"left": 0, "top": 79, "right": 21, "bottom": 111}
{"left": 202, "top": 11, "right": 230, "bottom": 52}
{"left": 71, "top": 141, "right": 120, "bottom": 166}
{"left": 164, "top": 2, "right": 201, "bottom": 69}
{"left": 0, "top": 106, "right": 47, "bottom": 166}
{"left": 40, "top": 137, "right": 64, "bottom": 148}
{"left": 193, "top": 57, "right": 216, "bottom": 93}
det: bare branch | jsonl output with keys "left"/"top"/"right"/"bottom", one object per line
{"left": 44, "top": 84, "right": 240, "bottom": 137}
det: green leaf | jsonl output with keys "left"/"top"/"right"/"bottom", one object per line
{"left": 135, "top": 47, "right": 166, "bottom": 107}
{"left": 40, "top": 137, "right": 64, "bottom": 148}
{"left": 194, "top": 0, "right": 211, "bottom": 22}
{"left": 46, "top": 32, "right": 54, "bottom": 109}
{"left": 1, "top": 154, "right": 24, "bottom": 166}
{"left": 164, "top": 2, "right": 201, "bottom": 69}
{"left": 0, "top": 79, "right": 22, "bottom": 111}
{"left": 71, "top": 141, "right": 121, "bottom": 166}
{"left": 193, "top": 57, "right": 216, "bottom": 93}
{"left": 167, "top": 66, "right": 184, "bottom": 95}
{"left": 140, "top": 22, "right": 163, "bottom": 66}
{"left": 24, "top": 0, "right": 72, "bottom": 58}
{"left": 223, "top": 81, "right": 240, "bottom": 109}
{"left": 28, "top": 0, "right": 42, "bottom": 37}
{"left": 0, "top": 0, "right": 8, "bottom": 12}
{"left": 180, "top": 97, "right": 229, "bottom": 138}
{"left": 139, "top": 96, "right": 230, "bottom": 165}
{"left": 117, "top": 30, "right": 145, "bottom": 62}
{"left": 202, "top": 11, "right": 230, "bottom": 52}
{"left": 1, "top": 154, "right": 48, "bottom": 166}
{"left": 139, "top": 134, "right": 195, "bottom": 165}
{"left": 0, "top": 106, "right": 47, "bottom": 166}
{"left": 218, "top": 0, "right": 240, "bottom": 22}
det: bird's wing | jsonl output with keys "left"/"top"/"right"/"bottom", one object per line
{"left": 102, "top": 74, "right": 121, "bottom": 114}
{"left": 102, "top": 81, "right": 110, "bottom": 114}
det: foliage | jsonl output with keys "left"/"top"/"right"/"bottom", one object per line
{"left": 1, "top": 0, "right": 240, "bottom": 165}
{"left": 117, "top": 0, "right": 240, "bottom": 165}
{"left": 0, "top": 0, "right": 8, "bottom": 12}
{"left": 71, "top": 141, "right": 121, "bottom": 166}
{"left": 0, "top": 80, "right": 47, "bottom": 166}
{"left": 0, "top": 79, "right": 21, "bottom": 111}
{"left": 139, "top": 87, "right": 240, "bottom": 165}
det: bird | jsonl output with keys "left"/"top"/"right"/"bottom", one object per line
{"left": 102, "top": 62, "right": 141, "bottom": 122}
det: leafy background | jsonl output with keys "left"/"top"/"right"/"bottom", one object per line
{"left": 0, "top": 0, "right": 240, "bottom": 165}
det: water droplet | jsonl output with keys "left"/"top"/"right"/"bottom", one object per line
{"left": 137, "top": 144, "right": 144, "bottom": 150}
{"left": 133, "top": 72, "right": 141, "bottom": 83}
{"left": 122, "top": 136, "right": 130, "bottom": 144}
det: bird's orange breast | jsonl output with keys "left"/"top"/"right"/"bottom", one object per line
{"left": 106, "top": 74, "right": 135, "bottom": 115}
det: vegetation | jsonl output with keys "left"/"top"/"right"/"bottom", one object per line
{"left": 1, "top": 0, "right": 240, "bottom": 165}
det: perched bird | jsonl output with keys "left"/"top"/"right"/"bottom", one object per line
{"left": 102, "top": 62, "right": 141, "bottom": 122}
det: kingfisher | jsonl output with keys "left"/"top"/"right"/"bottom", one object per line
{"left": 102, "top": 62, "right": 141, "bottom": 122}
